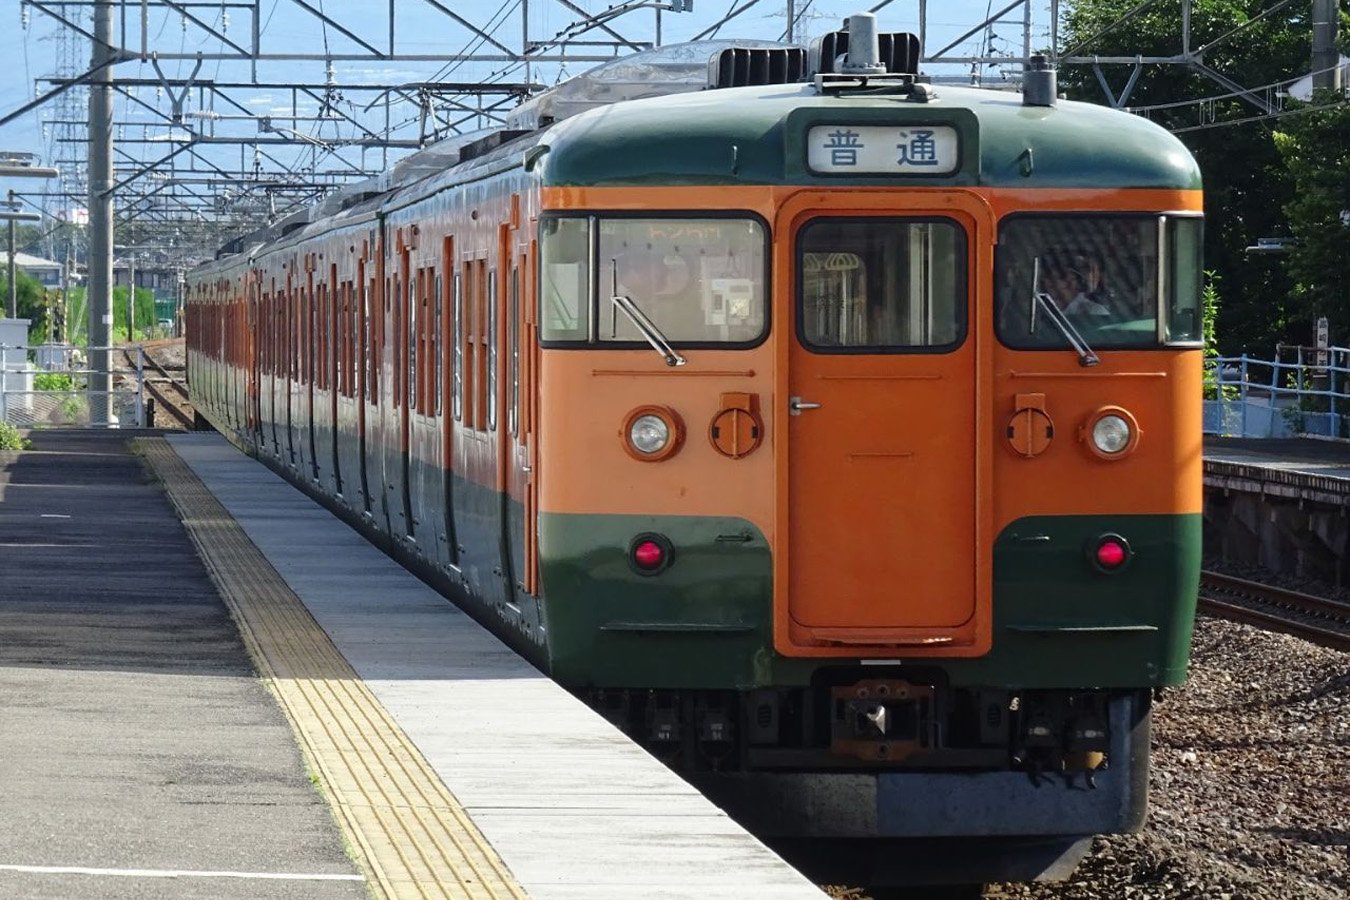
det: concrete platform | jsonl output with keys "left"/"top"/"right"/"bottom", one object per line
{"left": 0, "top": 431, "right": 365, "bottom": 899}
{"left": 1203, "top": 436, "right": 1350, "bottom": 586}
{"left": 1205, "top": 436, "right": 1350, "bottom": 492}
{"left": 162, "top": 432, "right": 826, "bottom": 900}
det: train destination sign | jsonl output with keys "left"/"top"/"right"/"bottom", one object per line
{"left": 806, "top": 125, "right": 959, "bottom": 175}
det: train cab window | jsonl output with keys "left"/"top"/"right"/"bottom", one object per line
{"left": 540, "top": 217, "right": 591, "bottom": 341}
{"left": 798, "top": 218, "right": 964, "bottom": 351}
{"left": 540, "top": 215, "right": 768, "bottom": 346}
{"left": 1166, "top": 217, "right": 1204, "bottom": 344}
{"left": 996, "top": 215, "right": 1205, "bottom": 349}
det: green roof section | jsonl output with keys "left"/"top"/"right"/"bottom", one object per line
{"left": 538, "top": 83, "right": 1201, "bottom": 192}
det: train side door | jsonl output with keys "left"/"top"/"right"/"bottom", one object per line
{"left": 779, "top": 190, "right": 992, "bottom": 653}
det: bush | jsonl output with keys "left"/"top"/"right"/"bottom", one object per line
{"left": 34, "top": 372, "right": 74, "bottom": 391}
{"left": 0, "top": 421, "right": 29, "bottom": 451}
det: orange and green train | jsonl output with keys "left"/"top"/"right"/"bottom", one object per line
{"left": 187, "top": 24, "right": 1202, "bottom": 887}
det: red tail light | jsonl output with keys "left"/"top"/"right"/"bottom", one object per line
{"left": 1092, "top": 535, "right": 1131, "bottom": 572}
{"left": 630, "top": 534, "right": 674, "bottom": 575}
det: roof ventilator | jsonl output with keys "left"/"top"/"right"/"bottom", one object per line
{"left": 1022, "top": 54, "right": 1057, "bottom": 107}
{"left": 811, "top": 12, "right": 932, "bottom": 100}
{"left": 709, "top": 46, "right": 807, "bottom": 89}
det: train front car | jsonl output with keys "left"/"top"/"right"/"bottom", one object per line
{"left": 532, "top": 28, "right": 1202, "bottom": 886}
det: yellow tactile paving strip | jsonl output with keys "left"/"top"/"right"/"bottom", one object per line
{"left": 138, "top": 438, "right": 529, "bottom": 900}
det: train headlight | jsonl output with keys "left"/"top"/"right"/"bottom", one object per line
{"left": 1092, "top": 415, "right": 1131, "bottom": 454}
{"left": 630, "top": 415, "right": 670, "bottom": 455}
{"left": 621, "top": 406, "right": 684, "bottom": 461}
{"left": 1083, "top": 407, "right": 1140, "bottom": 459}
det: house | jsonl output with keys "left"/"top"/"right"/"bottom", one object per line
{"left": 0, "top": 251, "right": 63, "bottom": 288}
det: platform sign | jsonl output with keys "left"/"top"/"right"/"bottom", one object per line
{"left": 807, "top": 125, "right": 959, "bottom": 175}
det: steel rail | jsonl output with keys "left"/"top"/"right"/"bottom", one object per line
{"left": 122, "top": 345, "right": 193, "bottom": 429}
{"left": 1198, "top": 570, "right": 1350, "bottom": 652}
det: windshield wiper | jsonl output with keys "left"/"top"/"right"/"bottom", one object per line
{"left": 1030, "top": 257, "right": 1099, "bottom": 368}
{"left": 609, "top": 260, "right": 686, "bottom": 367}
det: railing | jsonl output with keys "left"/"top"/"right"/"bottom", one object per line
{"left": 1205, "top": 345, "right": 1349, "bottom": 439}
{"left": 0, "top": 343, "right": 148, "bottom": 428}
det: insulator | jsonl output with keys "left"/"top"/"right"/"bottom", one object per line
{"left": 21, "top": 5, "right": 30, "bottom": 29}
{"left": 221, "top": 11, "right": 229, "bottom": 32}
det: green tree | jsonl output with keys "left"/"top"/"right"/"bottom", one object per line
{"left": 0, "top": 264, "right": 52, "bottom": 343}
{"left": 1272, "top": 95, "right": 1350, "bottom": 346}
{"left": 1058, "top": 0, "right": 1321, "bottom": 354}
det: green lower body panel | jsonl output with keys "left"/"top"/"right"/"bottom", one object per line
{"left": 538, "top": 511, "right": 1201, "bottom": 691}
{"left": 539, "top": 513, "right": 774, "bottom": 689}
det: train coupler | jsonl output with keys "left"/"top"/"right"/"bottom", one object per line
{"left": 830, "top": 679, "right": 937, "bottom": 763}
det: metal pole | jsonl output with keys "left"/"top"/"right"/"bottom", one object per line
{"left": 6, "top": 194, "right": 15, "bottom": 318}
{"left": 127, "top": 253, "right": 135, "bottom": 341}
{"left": 1312, "top": 0, "right": 1342, "bottom": 93}
{"left": 89, "top": 0, "right": 115, "bottom": 424}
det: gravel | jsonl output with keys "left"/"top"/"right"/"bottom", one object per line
{"left": 988, "top": 610, "right": 1350, "bottom": 900}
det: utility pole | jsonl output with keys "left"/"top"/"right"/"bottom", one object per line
{"left": 88, "top": 0, "right": 115, "bottom": 422}
{"left": 1312, "top": 0, "right": 1343, "bottom": 93}
{"left": 126, "top": 253, "right": 134, "bottom": 341}
{"left": 6, "top": 191, "right": 14, "bottom": 319}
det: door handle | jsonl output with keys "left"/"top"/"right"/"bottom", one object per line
{"left": 789, "top": 396, "right": 821, "bottom": 416}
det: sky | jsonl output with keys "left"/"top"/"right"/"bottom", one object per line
{"left": 0, "top": 0, "right": 1055, "bottom": 226}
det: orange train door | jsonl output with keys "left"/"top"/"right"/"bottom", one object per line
{"left": 779, "top": 189, "right": 992, "bottom": 655}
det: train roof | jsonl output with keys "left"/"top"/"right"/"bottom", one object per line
{"left": 537, "top": 81, "right": 1200, "bottom": 191}
{"left": 200, "top": 27, "right": 1200, "bottom": 267}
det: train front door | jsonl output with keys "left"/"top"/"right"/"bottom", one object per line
{"left": 781, "top": 191, "right": 989, "bottom": 651}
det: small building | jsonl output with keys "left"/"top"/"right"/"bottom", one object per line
{"left": 0, "top": 251, "right": 63, "bottom": 289}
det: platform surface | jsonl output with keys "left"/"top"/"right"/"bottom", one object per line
{"left": 0, "top": 431, "right": 365, "bottom": 899}
{"left": 1204, "top": 436, "right": 1350, "bottom": 482}
{"left": 164, "top": 432, "right": 826, "bottom": 900}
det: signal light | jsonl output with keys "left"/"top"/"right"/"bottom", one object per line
{"left": 629, "top": 533, "right": 673, "bottom": 576}
{"left": 1091, "top": 534, "right": 1131, "bottom": 573}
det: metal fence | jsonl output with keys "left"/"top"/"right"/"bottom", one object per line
{"left": 1204, "top": 345, "right": 1349, "bottom": 440}
{"left": 1, "top": 343, "right": 148, "bottom": 428}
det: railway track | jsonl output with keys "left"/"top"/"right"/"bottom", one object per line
{"left": 121, "top": 341, "right": 194, "bottom": 429}
{"left": 1199, "top": 570, "right": 1350, "bottom": 652}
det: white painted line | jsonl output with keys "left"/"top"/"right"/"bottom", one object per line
{"left": 40, "top": 514, "right": 72, "bottom": 519}
{"left": 0, "top": 864, "right": 364, "bottom": 882}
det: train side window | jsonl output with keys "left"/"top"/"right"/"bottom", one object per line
{"left": 488, "top": 270, "right": 498, "bottom": 432}
{"left": 434, "top": 274, "right": 443, "bottom": 415}
{"left": 540, "top": 217, "right": 591, "bottom": 341}
{"left": 453, "top": 272, "right": 463, "bottom": 422}
{"left": 798, "top": 218, "right": 965, "bottom": 352}
{"left": 509, "top": 264, "right": 520, "bottom": 438}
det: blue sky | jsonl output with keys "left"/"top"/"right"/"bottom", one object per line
{"left": 0, "top": 1, "right": 1054, "bottom": 204}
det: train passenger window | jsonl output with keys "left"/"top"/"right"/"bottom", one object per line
{"left": 488, "top": 271, "right": 498, "bottom": 431}
{"left": 509, "top": 265, "right": 520, "bottom": 438}
{"left": 798, "top": 218, "right": 964, "bottom": 351}
{"left": 1166, "top": 217, "right": 1204, "bottom": 344}
{"left": 540, "top": 217, "right": 591, "bottom": 341}
{"left": 434, "top": 275, "right": 443, "bottom": 415}
{"left": 996, "top": 215, "right": 1202, "bottom": 349}
{"left": 453, "top": 272, "right": 463, "bottom": 422}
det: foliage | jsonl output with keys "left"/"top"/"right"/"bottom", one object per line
{"left": 0, "top": 420, "right": 28, "bottom": 451}
{"left": 0, "top": 265, "right": 51, "bottom": 344}
{"left": 1200, "top": 271, "right": 1238, "bottom": 400}
{"left": 1271, "top": 96, "right": 1350, "bottom": 347}
{"left": 1057, "top": 0, "right": 1340, "bottom": 355}
{"left": 34, "top": 372, "right": 74, "bottom": 391}
{"left": 60, "top": 285, "right": 158, "bottom": 346}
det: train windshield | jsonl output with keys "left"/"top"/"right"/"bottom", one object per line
{"left": 996, "top": 215, "right": 1203, "bottom": 350}
{"left": 540, "top": 216, "right": 767, "bottom": 345}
